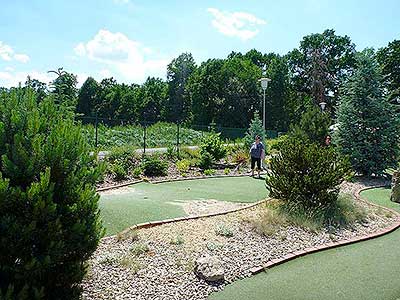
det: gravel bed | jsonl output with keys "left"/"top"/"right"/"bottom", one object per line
{"left": 82, "top": 180, "right": 398, "bottom": 300}
{"left": 182, "top": 200, "right": 248, "bottom": 216}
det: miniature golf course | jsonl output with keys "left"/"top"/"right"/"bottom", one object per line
{"left": 100, "top": 176, "right": 268, "bottom": 236}
{"left": 210, "top": 187, "right": 400, "bottom": 300}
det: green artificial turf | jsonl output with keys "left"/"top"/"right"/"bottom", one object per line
{"left": 100, "top": 176, "right": 268, "bottom": 236}
{"left": 210, "top": 186, "right": 400, "bottom": 300}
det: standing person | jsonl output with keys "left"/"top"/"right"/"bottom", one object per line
{"left": 249, "top": 135, "right": 265, "bottom": 178}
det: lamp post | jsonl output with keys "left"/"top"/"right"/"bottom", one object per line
{"left": 259, "top": 68, "right": 271, "bottom": 130}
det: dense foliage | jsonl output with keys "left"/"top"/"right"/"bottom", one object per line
{"left": 377, "top": 39, "right": 400, "bottom": 104}
{"left": 0, "top": 89, "right": 103, "bottom": 299}
{"left": 141, "top": 155, "right": 168, "bottom": 176}
{"left": 5, "top": 29, "right": 390, "bottom": 132}
{"left": 199, "top": 133, "right": 227, "bottom": 162}
{"left": 266, "top": 138, "right": 351, "bottom": 218}
{"left": 336, "top": 50, "right": 400, "bottom": 176}
{"left": 290, "top": 105, "right": 331, "bottom": 145}
{"left": 82, "top": 122, "right": 207, "bottom": 150}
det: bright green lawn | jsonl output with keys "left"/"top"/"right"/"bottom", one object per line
{"left": 210, "top": 186, "right": 400, "bottom": 300}
{"left": 100, "top": 176, "right": 268, "bottom": 236}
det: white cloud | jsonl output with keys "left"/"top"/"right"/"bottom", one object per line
{"left": 74, "top": 43, "right": 86, "bottom": 56}
{"left": 207, "top": 8, "right": 266, "bottom": 41}
{"left": 74, "top": 29, "right": 169, "bottom": 83}
{"left": 14, "top": 54, "right": 30, "bottom": 63}
{"left": 0, "top": 42, "right": 13, "bottom": 61}
{"left": 0, "top": 41, "right": 30, "bottom": 63}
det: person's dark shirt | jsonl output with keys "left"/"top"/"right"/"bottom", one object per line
{"left": 250, "top": 142, "right": 264, "bottom": 158}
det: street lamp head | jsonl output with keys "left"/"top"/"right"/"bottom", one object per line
{"left": 319, "top": 101, "right": 327, "bottom": 111}
{"left": 259, "top": 77, "right": 271, "bottom": 90}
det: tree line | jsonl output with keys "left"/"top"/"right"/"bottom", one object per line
{"left": 2, "top": 29, "right": 399, "bottom": 130}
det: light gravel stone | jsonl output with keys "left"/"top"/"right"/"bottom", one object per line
{"left": 82, "top": 180, "right": 398, "bottom": 300}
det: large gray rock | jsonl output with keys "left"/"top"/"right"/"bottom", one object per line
{"left": 194, "top": 255, "right": 224, "bottom": 282}
{"left": 391, "top": 170, "right": 400, "bottom": 203}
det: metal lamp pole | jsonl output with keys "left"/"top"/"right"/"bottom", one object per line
{"left": 259, "top": 77, "right": 271, "bottom": 130}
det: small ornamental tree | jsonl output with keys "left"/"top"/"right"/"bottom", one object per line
{"left": 0, "top": 89, "right": 104, "bottom": 299}
{"left": 336, "top": 50, "right": 400, "bottom": 176}
{"left": 244, "top": 111, "right": 266, "bottom": 149}
{"left": 266, "top": 138, "right": 351, "bottom": 215}
{"left": 200, "top": 133, "right": 226, "bottom": 162}
{"left": 290, "top": 105, "right": 331, "bottom": 145}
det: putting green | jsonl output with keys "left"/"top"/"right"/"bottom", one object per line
{"left": 100, "top": 176, "right": 268, "bottom": 236}
{"left": 210, "top": 186, "right": 400, "bottom": 300}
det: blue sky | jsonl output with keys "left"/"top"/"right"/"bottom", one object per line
{"left": 0, "top": 0, "right": 399, "bottom": 87}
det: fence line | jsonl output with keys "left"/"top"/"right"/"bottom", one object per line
{"left": 75, "top": 115, "right": 279, "bottom": 153}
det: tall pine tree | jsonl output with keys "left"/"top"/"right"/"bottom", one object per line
{"left": 336, "top": 49, "right": 400, "bottom": 176}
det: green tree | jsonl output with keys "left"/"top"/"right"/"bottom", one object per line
{"left": 77, "top": 77, "right": 99, "bottom": 116}
{"left": 244, "top": 111, "right": 266, "bottom": 149}
{"left": 264, "top": 55, "right": 291, "bottom": 131}
{"left": 166, "top": 53, "right": 196, "bottom": 123}
{"left": 217, "top": 56, "right": 262, "bottom": 127}
{"left": 25, "top": 76, "right": 48, "bottom": 102}
{"left": 138, "top": 77, "right": 168, "bottom": 123}
{"left": 288, "top": 29, "right": 356, "bottom": 112}
{"left": 377, "top": 39, "right": 400, "bottom": 104}
{"left": 290, "top": 104, "right": 331, "bottom": 145}
{"left": 48, "top": 68, "right": 78, "bottom": 115}
{"left": 0, "top": 89, "right": 104, "bottom": 299}
{"left": 336, "top": 49, "right": 400, "bottom": 176}
{"left": 187, "top": 58, "right": 225, "bottom": 125}
{"left": 266, "top": 138, "right": 351, "bottom": 219}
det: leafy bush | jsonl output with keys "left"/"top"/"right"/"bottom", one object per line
{"left": 289, "top": 105, "right": 331, "bottom": 145}
{"left": 0, "top": 90, "right": 104, "bottom": 299}
{"left": 266, "top": 138, "right": 351, "bottom": 218}
{"left": 106, "top": 146, "right": 139, "bottom": 180}
{"left": 180, "top": 147, "right": 201, "bottom": 160}
{"left": 203, "top": 169, "right": 216, "bottom": 176}
{"left": 200, "top": 133, "right": 227, "bottom": 161}
{"left": 107, "top": 146, "right": 138, "bottom": 170}
{"left": 198, "top": 151, "right": 213, "bottom": 169}
{"left": 166, "top": 145, "right": 177, "bottom": 160}
{"left": 232, "top": 149, "right": 249, "bottom": 164}
{"left": 267, "top": 135, "right": 289, "bottom": 152}
{"left": 176, "top": 159, "right": 191, "bottom": 173}
{"left": 110, "top": 162, "right": 128, "bottom": 181}
{"left": 224, "top": 168, "right": 230, "bottom": 175}
{"left": 132, "top": 167, "right": 142, "bottom": 178}
{"left": 142, "top": 155, "right": 168, "bottom": 176}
